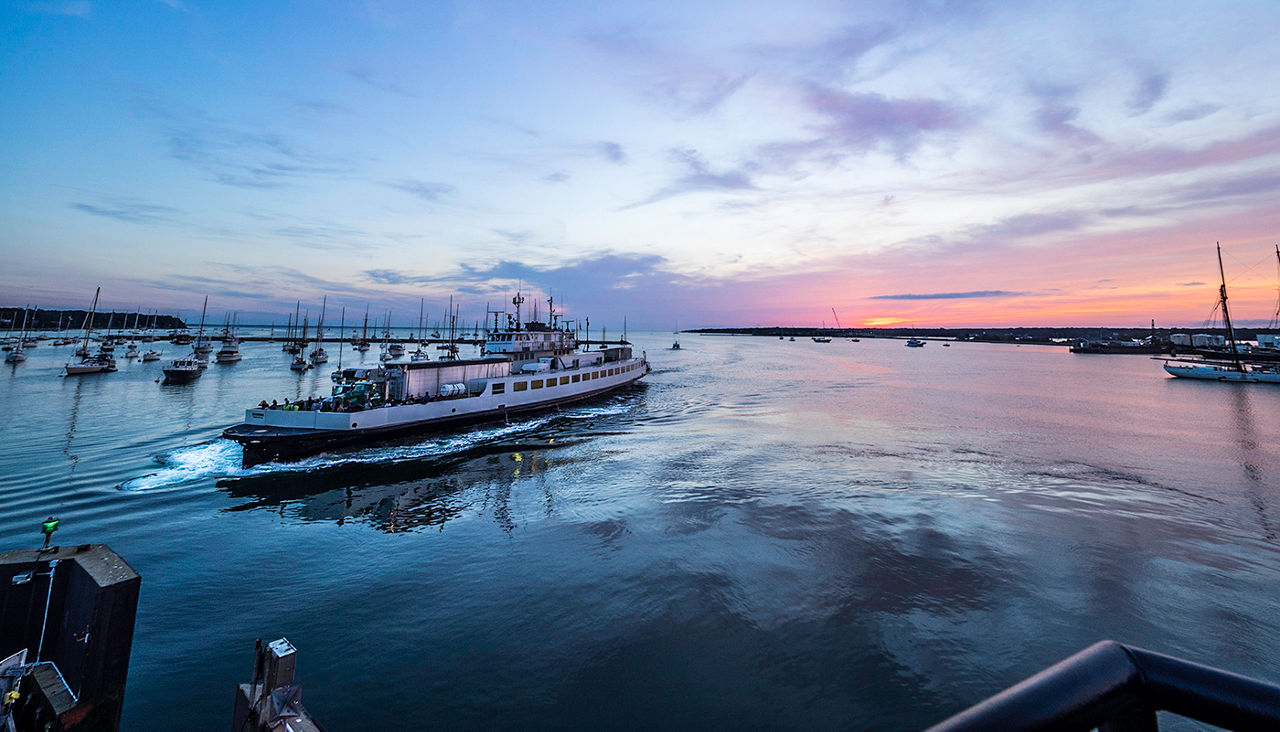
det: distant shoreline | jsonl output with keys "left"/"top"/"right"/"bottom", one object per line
{"left": 685, "top": 326, "right": 1270, "bottom": 345}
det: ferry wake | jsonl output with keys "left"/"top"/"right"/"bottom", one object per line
{"left": 222, "top": 294, "right": 649, "bottom": 466}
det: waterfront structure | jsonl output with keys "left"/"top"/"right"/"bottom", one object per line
{"left": 0, "top": 542, "right": 140, "bottom": 732}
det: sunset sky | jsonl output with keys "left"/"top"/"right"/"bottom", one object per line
{"left": 3, "top": 0, "right": 1280, "bottom": 329}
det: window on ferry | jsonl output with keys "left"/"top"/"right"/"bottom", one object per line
{"left": 513, "top": 381, "right": 527, "bottom": 392}
{"left": 571, "top": 374, "right": 581, "bottom": 383}
{"left": 559, "top": 376, "right": 569, "bottom": 385}
{"left": 492, "top": 383, "right": 505, "bottom": 395}
{"left": 531, "top": 379, "right": 543, "bottom": 389}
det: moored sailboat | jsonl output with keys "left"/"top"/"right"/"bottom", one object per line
{"left": 65, "top": 288, "right": 117, "bottom": 375}
{"left": 1160, "top": 243, "right": 1279, "bottom": 383}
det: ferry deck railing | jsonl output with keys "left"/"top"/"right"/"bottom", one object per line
{"left": 927, "top": 640, "right": 1280, "bottom": 731}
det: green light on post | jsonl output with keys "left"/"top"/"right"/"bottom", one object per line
{"left": 40, "top": 517, "right": 59, "bottom": 550}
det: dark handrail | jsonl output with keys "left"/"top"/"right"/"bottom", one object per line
{"left": 927, "top": 640, "right": 1280, "bottom": 731}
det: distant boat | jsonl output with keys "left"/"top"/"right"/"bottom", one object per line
{"left": 162, "top": 355, "right": 203, "bottom": 383}
{"left": 906, "top": 338, "right": 926, "bottom": 347}
{"left": 811, "top": 337, "right": 831, "bottom": 343}
{"left": 5, "top": 307, "right": 30, "bottom": 363}
{"left": 1163, "top": 359, "right": 1280, "bottom": 382}
{"left": 65, "top": 354, "right": 116, "bottom": 375}
{"left": 143, "top": 349, "right": 162, "bottom": 362}
{"left": 66, "top": 288, "right": 117, "bottom": 375}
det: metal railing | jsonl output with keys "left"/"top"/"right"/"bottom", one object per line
{"left": 927, "top": 640, "right": 1280, "bottom": 731}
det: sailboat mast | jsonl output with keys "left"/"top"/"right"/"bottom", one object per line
{"left": 197, "top": 296, "right": 208, "bottom": 345}
{"left": 81, "top": 287, "right": 100, "bottom": 353}
{"left": 1216, "top": 242, "right": 1243, "bottom": 370}
{"left": 337, "top": 306, "right": 345, "bottom": 370}
{"left": 317, "top": 295, "right": 327, "bottom": 349}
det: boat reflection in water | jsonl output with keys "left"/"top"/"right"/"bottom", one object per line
{"left": 216, "top": 429, "right": 589, "bottom": 533}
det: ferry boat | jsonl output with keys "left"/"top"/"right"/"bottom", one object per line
{"left": 223, "top": 296, "right": 649, "bottom": 466}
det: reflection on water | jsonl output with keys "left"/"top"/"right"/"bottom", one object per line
{"left": 2, "top": 335, "right": 1280, "bottom": 728}
{"left": 1230, "top": 386, "right": 1275, "bottom": 541}
{"left": 219, "top": 437, "right": 583, "bottom": 533}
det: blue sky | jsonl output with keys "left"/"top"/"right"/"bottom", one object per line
{"left": 3, "top": 0, "right": 1280, "bottom": 328}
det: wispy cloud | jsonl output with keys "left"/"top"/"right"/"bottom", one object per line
{"left": 750, "top": 22, "right": 899, "bottom": 81}
{"left": 757, "top": 85, "right": 963, "bottom": 170}
{"left": 1128, "top": 72, "right": 1168, "bottom": 116}
{"left": 598, "top": 141, "right": 628, "bottom": 164}
{"left": 136, "top": 100, "right": 354, "bottom": 188}
{"left": 870, "top": 290, "right": 1029, "bottom": 300}
{"left": 1168, "top": 170, "right": 1280, "bottom": 205}
{"left": 347, "top": 68, "right": 415, "bottom": 97}
{"left": 70, "top": 199, "right": 183, "bottom": 225}
{"left": 623, "top": 148, "right": 756, "bottom": 209}
{"left": 1165, "top": 103, "right": 1219, "bottom": 123}
{"left": 30, "top": 1, "right": 90, "bottom": 16}
{"left": 389, "top": 179, "right": 454, "bottom": 202}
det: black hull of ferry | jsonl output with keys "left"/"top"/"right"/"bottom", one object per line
{"left": 223, "top": 378, "right": 643, "bottom": 467}
{"left": 1069, "top": 343, "right": 1168, "bottom": 354}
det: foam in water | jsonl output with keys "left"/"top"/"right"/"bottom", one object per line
{"left": 117, "top": 401, "right": 633, "bottom": 492}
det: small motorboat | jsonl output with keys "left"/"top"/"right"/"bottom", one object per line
{"left": 162, "top": 356, "right": 203, "bottom": 383}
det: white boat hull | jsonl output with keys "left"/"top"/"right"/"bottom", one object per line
{"left": 65, "top": 363, "right": 112, "bottom": 375}
{"left": 1163, "top": 361, "right": 1280, "bottom": 383}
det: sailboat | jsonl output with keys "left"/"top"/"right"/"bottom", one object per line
{"left": 291, "top": 315, "right": 311, "bottom": 370}
{"left": 164, "top": 296, "right": 208, "bottom": 382}
{"left": 310, "top": 296, "right": 329, "bottom": 365}
{"left": 284, "top": 301, "right": 303, "bottom": 354}
{"left": 411, "top": 300, "right": 430, "bottom": 361}
{"left": 1162, "top": 243, "right": 1280, "bottom": 383}
{"left": 65, "top": 288, "right": 117, "bottom": 375}
{"left": 4, "top": 307, "right": 28, "bottom": 363}
{"left": 353, "top": 306, "right": 371, "bottom": 351}
{"left": 215, "top": 314, "right": 242, "bottom": 363}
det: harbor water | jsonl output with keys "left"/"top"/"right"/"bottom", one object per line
{"left": 1, "top": 334, "right": 1278, "bottom": 729}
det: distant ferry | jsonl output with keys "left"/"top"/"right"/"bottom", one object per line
{"left": 222, "top": 296, "right": 649, "bottom": 466}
